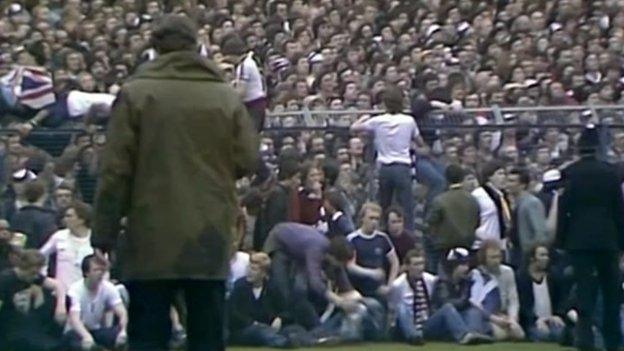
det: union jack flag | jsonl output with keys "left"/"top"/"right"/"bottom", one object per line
{"left": 1, "top": 65, "right": 56, "bottom": 109}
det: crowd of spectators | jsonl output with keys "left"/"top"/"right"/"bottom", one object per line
{"left": 1, "top": 0, "right": 624, "bottom": 350}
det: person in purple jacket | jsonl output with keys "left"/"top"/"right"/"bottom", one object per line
{"left": 263, "top": 222, "right": 358, "bottom": 330}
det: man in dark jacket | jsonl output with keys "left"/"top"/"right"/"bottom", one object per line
{"left": 92, "top": 14, "right": 258, "bottom": 351}
{"left": 229, "top": 252, "right": 290, "bottom": 347}
{"left": 427, "top": 164, "right": 480, "bottom": 272}
{"left": 10, "top": 181, "right": 57, "bottom": 249}
{"left": 516, "top": 245, "right": 566, "bottom": 342}
{"left": 556, "top": 124, "right": 624, "bottom": 351}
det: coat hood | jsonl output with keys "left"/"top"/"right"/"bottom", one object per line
{"left": 131, "top": 50, "right": 225, "bottom": 82}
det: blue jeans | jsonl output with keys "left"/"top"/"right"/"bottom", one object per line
{"left": 414, "top": 158, "right": 446, "bottom": 211}
{"left": 233, "top": 324, "right": 288, "bottom": 347}
{"left": 461, "top": 306, "right": 492, "bottom": 335}
{"left": 314, "top": 298, "right": 385, "bottom": 342}
{"left": 396, "top": 303, "right": 471, "bottom": 342}
{"left": 379, "top": 164, "right": 414, "bottom": 231}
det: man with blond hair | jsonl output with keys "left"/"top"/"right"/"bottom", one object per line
{"left": 347, "top": 202, "right": 400, "bottom": 299}
{"left": 228, "top": 252, "right": 290, "bottom": 347}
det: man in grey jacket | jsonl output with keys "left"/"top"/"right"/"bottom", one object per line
{"left": 506, "top": 168, "right": 548, "bottom": 268}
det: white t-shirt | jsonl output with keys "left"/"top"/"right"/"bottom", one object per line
{"left": 361, "top": 113, "right": 419, "bottom": 165}
{"left": 533, "top": 276, "right": 553, "bottom": 319}
{"left": 471, "top": 187, "right": 503, "bottom": 249}
{"left": 40, "top": 229, "right": 94, "bottom": 290}
{"left": 235, "top": 52, "right": 266, "bottom": 103}
{"left": 67, "top": 90, "right": 116, "bottom": 117}
{"left": 67, "top": 279, "right": 123, "bottom": 330}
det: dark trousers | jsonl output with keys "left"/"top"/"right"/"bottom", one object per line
{"left": 379, "top": 163, "right": 414, "bottom": 231}
{"left": 569, "top": 251, "right": 622, "bottom": 350}
{"left": 126, "top": 279, "right": 225, "bottom": 351}
{"left": 245, "top": 98, "right": 267, "bottom": 132}
{"left": 64, "top": 327, "right": 120, "bottom": 350}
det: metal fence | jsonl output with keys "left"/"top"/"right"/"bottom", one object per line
{"left": 264, "top": 104, "right": 624, "bottom": 130}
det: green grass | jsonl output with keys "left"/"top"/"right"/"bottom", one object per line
{"left": 229, "top": 342, "right": 575, "bottom": 350}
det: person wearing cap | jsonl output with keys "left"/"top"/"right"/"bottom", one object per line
{"left": 516, "top": 244, "right": 566, "bottom": 342}
{"left": 2, "top": 168, "right": 38, "bottom": 223}
{"left": 556, "top": 124, "right": 624, "bottom": 351}
{"left": 92, "top": 14, "right": 258, "bottom": 351}
{"left": 431, "top": 247, "right": 494, "bottom": 340}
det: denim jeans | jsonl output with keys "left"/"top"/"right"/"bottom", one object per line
{"left": 379, "top": 164, "right": 415, "bottom": 231}
{"left": 396, "top": 303, "right": 471, "bottom": 342}
{"left": 414, "top": 158, "right": 447, "bottom": 212}
{"left": 233, "top": 324, "right": 289, "bottom": 347}
{"left": 314, "top": 298, "right": 385, "bottom": 342}
{"left": 461, "top": 306, "right": 492, "bottom": 335}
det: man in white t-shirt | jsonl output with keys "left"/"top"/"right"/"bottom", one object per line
{"left": 350, "top": 86, "right": 430, "bottom": 232}
{"left": 64, "top": 254, "right": 128, "bottom": 351}
{"left": 222, "top": 34, "right": 267, "bottom": 132}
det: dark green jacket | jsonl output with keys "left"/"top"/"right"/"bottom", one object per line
{"left": 426, "top": 187, "right": 480, "bottom": 250}
{"left": 93, "top": 51, "right": 258, "bottom": 280}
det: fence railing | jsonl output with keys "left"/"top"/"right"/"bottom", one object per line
{"left": 264, "top": 104, "right": 624, "bottom": 130}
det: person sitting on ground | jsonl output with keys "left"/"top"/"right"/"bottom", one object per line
{"left": 385, "top": 206, "right": 417, "bottom": 263}
{"left": 64, "top": 254, "right": 128, "bottom": 351}
{"left": 347, "top": 202, "right": 400, "bottom": 299}
{"left": 517, "top": 244, "right": 566, "bottom": 342}
{"left": 388, "top": 248, "right": 493, "bottom": 345}
{"left": 0, "top": 249, "right": 67, "bottom": 351}
{"left": 431, "top": 247, "right": 493, "bottom": 339}
{"left": 470, "top": 239, "right": 525, "bottom": 341}
{"left": 228, "top": 252, "right": 292, "bottom": 348}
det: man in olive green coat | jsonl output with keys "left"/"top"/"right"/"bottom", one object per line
{"left": 426, "top": 164, "right": 480, "bottom": 273}
{"left": 92, "top": 14, "right": 258, "bottom": 351}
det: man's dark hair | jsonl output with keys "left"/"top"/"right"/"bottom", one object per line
{"left": 67, "top": 201, "right": 93, "bottom": 227}
{"left": 324, "top": 188, "right": 345, "bottom": 212}
{"left": 277, "top": 158, "right": 300, "bottom": 181}
{"left": 403, "top": 248, "right": 425, "bottom": 264}
{"left": 327, "top": 236, "right": 354, "bottom": 263}
{"left": 383, "top": 85, "right": 404, "bottom": 114}
{"left": 24, "top": 181, "right": 46, "bottom": 204}
{"left": 151, "top": 14, "right": 198, "bottom": 53}
{"left": 445, "top": 164, "right": 466, "bottom": 185}
{"left": 480, "top": 160, "right": 504, "bottom": 184}
{"left": 221, "top": 34, "right": 247, "bottom": 56}
{"left": 81, "top": 254, "right": 108, "bottom": 277}
{"left": 525, "top": 243, "right": 549, "bottom": 269}
{"left": 509, "top": 167, "right": 531, "bottom": 186}
{"left": 385, "top": 205, "right": 404, "bottom": 227}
